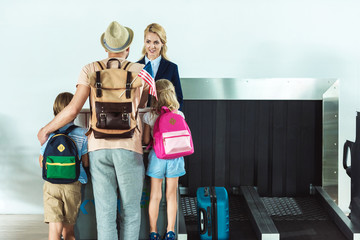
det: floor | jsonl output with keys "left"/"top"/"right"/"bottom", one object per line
{"left": 0, "top": 215, "right": 48, "bottom": 240}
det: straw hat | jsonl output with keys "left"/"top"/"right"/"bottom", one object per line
{"left": 100, "top": 21, "right": 134, "bottom": 53}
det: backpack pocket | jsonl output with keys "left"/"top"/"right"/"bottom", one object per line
{"left": 162, "top": 130, "right": 192, "bottom": 155}
{"left": 95, "top": 102, "right": 132, "bottom": 130}
{"left": 46, "top": 156, "right": 77, "bottom": 179}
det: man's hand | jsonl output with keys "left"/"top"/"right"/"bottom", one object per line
{"left": 37, "top": 127, "right": 49, "bottom": 146}
{"left": 39, "top": 155, "right": 43, "bottom": 168}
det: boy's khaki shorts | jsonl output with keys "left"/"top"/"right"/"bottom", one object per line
{"left": 43, "top": 181, "right": 82, "bottom": 224}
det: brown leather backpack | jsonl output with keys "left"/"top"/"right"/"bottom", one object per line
{"left": 87, "top": 58, "right": 143, "bottom": 139}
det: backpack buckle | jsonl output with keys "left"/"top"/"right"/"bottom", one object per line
{"left": 98, "top": 113, "right": 106, "bottom": 128}
{"left": 126, "top": 83, "right": 131, "bottom": 99}
{"left": 96, "top": 82, "right": 103, "bottom": 97}
{"left": 122, "top": 113, "right": 129, "bottom": 122}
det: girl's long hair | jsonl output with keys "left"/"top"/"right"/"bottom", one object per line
{"left": 151, "top": 79, "right": 179, "bottom": 114}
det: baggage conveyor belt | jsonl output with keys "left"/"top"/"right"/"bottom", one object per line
{"left": 181, "top": 194, "right": 256, "bottom": 239}
{"left": 180, "top": 186, "right": 360, "bottom": 240}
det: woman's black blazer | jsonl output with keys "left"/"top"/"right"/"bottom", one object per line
{"left": 138, "top": 57, "right": 183, "bottom": 109}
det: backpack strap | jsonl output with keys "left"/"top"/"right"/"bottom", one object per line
{"left": 55, "top": 125, "right": 78, "bottom": 135}
{"left": 126, "top": 71, "right": 131, "bottom": 99}
{"left": 106, "top": 58, "right": 121, "bottom": 69}
{"left": 122, "top": 61, "right": 131, "bottom": 70}
{"left": 95, "top": 61, "right": 106, "bottom": 98}
{"left": 161, "top": 106, "right": 171, "bottom": 114}
{"left": 120, "top": 60, "right": 133, "bottom": 99}
{"left": 96, "top": 61, "right": 105, "bottom": 70}
{"left": 95, "top": 71, "right": 102, "bottom": 97}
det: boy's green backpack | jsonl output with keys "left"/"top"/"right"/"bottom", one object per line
{"left": 42, "top": 125, "right": 80, "bottom": 184}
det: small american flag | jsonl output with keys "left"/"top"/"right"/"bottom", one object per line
{"left": 138, "top": 62, "right": 157, "bottom": 100}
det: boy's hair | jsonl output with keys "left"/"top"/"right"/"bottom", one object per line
{"left": 53, "top": 92, "right": 74, "bottom": 116}
{"left": 151, "top": 79, "right": 179, "bottom": 113}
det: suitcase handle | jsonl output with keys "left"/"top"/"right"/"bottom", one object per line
{"left": 343, "top": 140, "right": 353, "bottom": 177}
{"left": 199, "top": 208, "right": 208, "bottom": 235}
{"left": 210, "top": 187, "right": 218, "bottom": 239}
{"left": 204, "top": 187, "right": 209, "bottom": 197}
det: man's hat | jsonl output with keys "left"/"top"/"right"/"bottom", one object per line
{"left": 100, "top": 21, "right": 134, "bottom": 53}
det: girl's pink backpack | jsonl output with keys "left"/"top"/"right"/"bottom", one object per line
{"left": 153, "top": 106, "right": 194, "bottom": 159}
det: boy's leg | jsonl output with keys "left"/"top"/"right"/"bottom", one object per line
{"left": 89, "top": 149, "right": 119, "bottom": 240}
{"left": 113, "top": 149, "right": 144, "bottom": 240}
{"left": 165, "top": 177, "right": 179, "bottom": 232}
{"left": 149, "top": 177, "right": 163, "bottom": 233}
{"left": 49, "top": 222, "right": 63, "bottom": 240}
{"left": 62, "top": 224, "right": 75, "bottom": 240}
{"left": 62, "top": 182, "right": 81, "bottom": 240}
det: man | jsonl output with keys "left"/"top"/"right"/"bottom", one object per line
{"left": 38, "top": 21, "right": 149, "bottom": 240}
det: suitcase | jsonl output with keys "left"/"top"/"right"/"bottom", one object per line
{"left": 197, "top": 186, "right": 229, "bottom": 240}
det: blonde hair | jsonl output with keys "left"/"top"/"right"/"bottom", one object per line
{"left": 151, "top": 79, "right": 179, "bottom": 113}
{"left": 53, "top": 92, "right": 73, "bottom": 116}
{"left": 141, "top": 23, "right": 169, "bottom": 60}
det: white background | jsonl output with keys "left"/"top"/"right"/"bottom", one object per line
{"left": 0, "top": 0, "right": 359, "bottom": 213}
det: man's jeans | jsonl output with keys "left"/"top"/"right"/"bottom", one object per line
{"left": 89, "top": 149, "right": 144, "bottom": 240}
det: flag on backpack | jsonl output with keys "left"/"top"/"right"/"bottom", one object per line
{"left": 138, "top": 62, "right": 157, "bottom": 100}
{"left": 153, "top": 106, "right": 194, "bottom": 159}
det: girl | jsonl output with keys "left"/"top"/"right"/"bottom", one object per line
{"left": 142, "top": 79, "right": 186, "bottom": 240}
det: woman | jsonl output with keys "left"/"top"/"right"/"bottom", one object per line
{"left": 138, "top": 23, "right": 183, "bottom": 109}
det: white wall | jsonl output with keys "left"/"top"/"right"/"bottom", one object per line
{"left": 0, "top": 0, "right": 359, "bottom": 213}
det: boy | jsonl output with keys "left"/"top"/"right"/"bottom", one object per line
{"left": 39, "top": 92, "right": 88, "bottom": 240}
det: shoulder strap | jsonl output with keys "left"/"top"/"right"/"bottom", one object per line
{"left": 95, "top": 61, "right": 106, "bottom": 98}
{"left": 161, "top": 106, "right": 171, "bottom": 114}
{"left": 122, "top": 60, "right": 134, "bottom": 99}
{"left": 95, "top": 71, "right": 102, "bottom": 97}
{"left": 126, "top": 71, "right": 131, "bottom": 99}
{"left": 55, "top": 125, "right": 78, "bottom": 135}
{"left": 96, "top": 61, "right": 105, "bottom": 70}
{"left": 122, "top": 61, "right": 131, "bottom": 70}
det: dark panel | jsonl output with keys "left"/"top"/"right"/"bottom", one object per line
{"left": 256, "top": 101, "right": 272, "bottom": 196}
{"left": 272, "top": 101, "right": 287, "bottom": 196}
{"left": 181, "top": 100, "right": 322, "bottom": 197}
{"left": 214, "top": 101, "right": 227, "bottom": 186}
{"left": 298, "top": 101, "right": 317, "bottom": 195}
{"left": 314, "top": 103, "right": 323, "bottom": 185}
{"left": 199, "top": 101, "right": 215, "bottom": 187}
{"left": 181, "top": 101, "right": 199, "bottom": 190}
{"left": 241, "top": 102, "right": 257, "bottom": 186}
{"left": 228, "top": 101, "right": 244, "bottom": 187}
{"left": 285, "top": 101, "right": 302, "bottom": 196}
